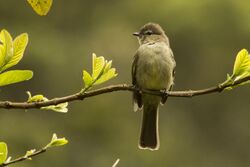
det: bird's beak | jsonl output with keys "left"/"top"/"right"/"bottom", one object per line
{"left": 133, "top": 32, "right": 140, "bottom": 37}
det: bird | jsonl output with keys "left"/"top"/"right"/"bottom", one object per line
{"left": 132, "top": 23, "right": 176, "bottom": 150}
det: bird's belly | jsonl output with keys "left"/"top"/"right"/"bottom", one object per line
{"left": 136, "top": 56, "right": 173, "bottom": 90}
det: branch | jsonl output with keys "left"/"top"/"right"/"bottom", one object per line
{"left": 0, "top": 133, "right": 68, "bottom": 166}
{"left": 0, "top": 148, "right": 46, "bottom": 167}
{"left": 0, "top": 76, "right": 249, "bottom": 110}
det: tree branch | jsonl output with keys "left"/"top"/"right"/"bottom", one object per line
{"left": 0, "top": 148, "right": 46, "bottom": 167}
{"left": 0, "top": 76, "right": 249, "bottom": 110}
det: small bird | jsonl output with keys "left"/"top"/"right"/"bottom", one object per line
{"left": 132, "top": 23, "right": 176, "bottom": 150}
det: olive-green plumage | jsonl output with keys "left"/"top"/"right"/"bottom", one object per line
{"left": 132, "top": 23, "right": 176, "bottom": 150}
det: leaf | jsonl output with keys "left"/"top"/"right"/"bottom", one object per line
{"left": 233, "top": 49, "right": 250, "bottom": 79}
{"left": 5, "top": 156, "right": 11, "bottom": 163}
{"left": 27, "top": 92, "right": 68, "bottom": 113}
{"left": 0, "top": 142, "right": 8, "bottom": 165}
{"left": 24, "top": 149, "right": 36, "bottom": 160}
{"left": 48, "top": 138, "right": 68, "bottom": 147}
{"left": 41, "top": 102, "right": 68, "bottom": 113}
{"left": 220, "top": 49, "right": 250, "bottom": 90}
{"left": 45, "top": 133, "right": 68, "bottom": 149}
{"left": 81, "top": 54, "right": 118, "bottom": 91}
{"left": 0, "top": 30, "right": 29, "bottom": 72}
{"left": 0, "top": 30, "right": 14, "bottom": 69}
{"left": 92, "top": 53, "right": 105, "bottom": 80}
{"left": 0, "top": 70, "right": 33, "bottom": 87}
{"left": 103, "top": 60, "right": 112, "bottom": 73}
{"left": 94, "top": 60, "right": 117, "bottom": 85}
{"left": 0, "top": 33, "right": 28, "bottom": 72}
{"left": 82, "top": 70, "right": 93, "bottom": 88}
{"left": 27, "top": 0, "right": 53, "bottom": 16}
{"left": 94, "top": 68, "right": 118, "bottom": 85}
{"left": 27, "top": 91, "right": 47, "bottom": 102}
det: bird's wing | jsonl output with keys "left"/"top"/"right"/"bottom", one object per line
{"left": 161, "top": 48, "right": 176, "bottom": 104}
{"left": 132, "top": 51, "right": 142, "bottom": 111}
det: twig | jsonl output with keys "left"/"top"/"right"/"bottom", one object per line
{"left": 0, "top": 148, "right": 46, "bottom": 167}
{"left": 0, "top": 76, "right": 249, "bottom": 110}
{"left": 112, "top": 159, "right": 120, "bottom": 167}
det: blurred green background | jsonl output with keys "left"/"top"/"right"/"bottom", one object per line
{"left": 0, "top": 0, "right": 250, "bottom": 166}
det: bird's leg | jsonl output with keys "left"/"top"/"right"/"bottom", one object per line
{"left": 160, "top": 88, "right": 169, "bottom": 104}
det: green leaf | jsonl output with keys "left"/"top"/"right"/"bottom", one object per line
{"left": 27, "top": 0, "right": 53, "bottom": 16}
{"left": 94, "top": 60, "right": 117, "bottom": 85}
{"left": 0, "top": 70, "right": 33, "bottom": 86}
{"left": 24, "top": 149, "right": 36, "bottom": 160}
{"left": 81, "top": 54, "right": 118, "bottom": 92}
{"left": 27, "top": 91, "right": 47, "bottom": 103}
{"left": 233, "top": 49, "right": 250, "bottom": 80}
{"left": 1, "top": 33, "right": 28, "bottom": 72}
{"left": 103, "top": 60, "right": 112, "bottom": 73}
{"left": 94, "top": 68, "right": 118, "bottom": 85}
{"left": 82, "top": 70, "right": 93, "bottom": 88}
{"left": 92, "top": 53, "right": 105, "bottom": 80}
{"left": 49, "top": 138, "right": 68, "bottom": 147}
{"left": 5, "top": 157, "right": 11, "bottom": 163}
{"left": 220, "top": 49, "right": 250, "bottom": 90}
{"left": 0, "top": 30, "right": 29, "bottom": 73}
{"left": 46, "top": 133, "right": 68, "bottom": 149}
{"left": 0, "top": 142, "right": 8, "bottom": 165}
{"left": 28, "top": 91, "right": 68, "bottom": 113}
{"left": 0, "top": 30, "right": 14, "bottom": 69}
{"left": 41, "top": 102, "right": 68, "bottom": 113}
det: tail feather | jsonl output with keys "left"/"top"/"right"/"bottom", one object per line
{"left": 139, "top": 103, "right": 159, "bottom": 150}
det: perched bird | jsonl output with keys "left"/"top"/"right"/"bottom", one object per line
{"left": 132, "top": 23, "right": 176, "bottom": 150}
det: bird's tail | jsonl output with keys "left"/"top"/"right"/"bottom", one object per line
{"left": 139, "top": 102, "right": 159, "bottom": 151}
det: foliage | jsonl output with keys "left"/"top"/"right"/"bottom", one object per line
{"left": 0, "top": 143, "right": 7, "bottom": 165}
{"left": 27, "top": 0, "right": 53, "bottom": 16}
{"left": 0, "top": 30, "right": 33, "bottom": 87}
{"left": 45, "top": 133, "right": 68, "bottom": 148}
{"left": 27, "top": 91, "right": 68, "bottom": 113}
{"left": 82, "top": 53, "right": 118, "bottom": 91}
{"left": 220, "top": 49, "right": 250, "bottom": 89}
{"left": 0, "top": 134, "right": 68, "bottom": 166}
{"left": 0, "top": 0, "right": 250, "bottom": 166}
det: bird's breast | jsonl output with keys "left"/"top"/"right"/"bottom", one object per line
{"left": 136, "top": 43, "right": 175, "bottom": 90}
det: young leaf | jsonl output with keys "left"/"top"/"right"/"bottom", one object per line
{"left": 0, "top": 33, "right": 28, "bottom": 72}
{"left": 24, "top": 149, "right": 36, "bottom": 160}
{"left": 81, "top": 54, "right": 118, "bottom": 91}
{"left": 0, "top": 70, "right": 33, "bottom": 87}
{"left": 92, "top": 53, "right": 105, "bottom": 79}
{"left": 41, "top": 102, "right": 68, "bottom": 113}
{"left": 94, "top": 68, "right": 118, "bottom": 85}
{"left": 0, "top": 30, "right": 14, "bottom": 69}
{"left": 5, "top": 156, "right": 11, "bottom": 163}
{"left": 28, "top": 91, "right": 68, "bottom": 113}
{"left": 233, "top": 49, "right": 250, "bottom": 79}
{"left": 231, "top": 49, "right": 250, "bottom": 87}
{"left": 220, "top": 49, "right": 250, "bottom": 90}
{"left": 0, "top": 142, "right": 8, "bottom": 165}
{"left": 103, "top": 60, "right": 112, "bottom": 73}
{"left": 45, "top": 133, "right": 68, "bottom": 149}
{"left": 83, "top": 70, "right": 93, "bottom": 88}
{"left": 27, "top": 0, "right": 53, "bottom": 16}
{"left": 48, "top": 138, "right": 68, "bottom": 148}
{"left": 27, "top": 91, "right": 47, "bottom": 103}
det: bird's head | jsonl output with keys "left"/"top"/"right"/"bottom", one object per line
{"left": 133, "top": 23, "right": 169, "bottom": 45}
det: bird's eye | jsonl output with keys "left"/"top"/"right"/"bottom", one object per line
{"left": 144, "top": 31, "right": 153, "bottom": 35}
